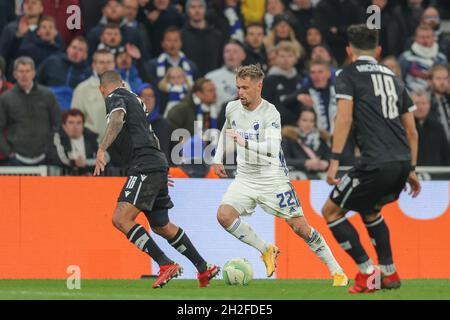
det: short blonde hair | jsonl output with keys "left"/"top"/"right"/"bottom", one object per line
{"left": 275, "top": 40, "right": 300, "bottom": 60}
{"left": 235, "top": 64, "right": 265, "bottom": 82}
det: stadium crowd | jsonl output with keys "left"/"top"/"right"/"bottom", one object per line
{"left": 0, "top": 0, "right": 449, "bottom": 176}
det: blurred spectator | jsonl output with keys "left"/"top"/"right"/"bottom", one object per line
{"left": 0, "top": 0, "right": 16, "bottom": 36}
{"left": 0, "top": 56, "right": 60, "bottom": 165}
{"left": 10, "top": 16, "right": 64, "bottom": 70}
{"left": 206, "top": 40, "right": 246, "bottom": 110}
{"left": 121, "top": 0, "right": 152, "bottom": 58}
{"left": 373, "top": 0, "right": 408, "bottom": 58}
{"left": 281, "top": 108, "right": 330, "bottom": 172}
{"left": 314, "top": 0, "right": 365, "bottom": 64}
{"left": 86, "top": 0, "right": 147, "bottom": 60}
{"left": 412, "top": 90, "right": 450, "bottom": 166}
{"left": 43, "top": 0, "right": 84, "bottom": 47}
{"left": 36, "top": 36, "right": 91, "bottom": 110}
{"left": 208, "top": 0, "right": 245, "bottom": 43}
{"left": 305, "top": 44, "right": 337, "bottom": 74}
{"left": 146, "top": 27, "right": 199, "bottom": 84}
{"left": 420, "top": 6, "right": 450, "bottom": 60}
{"left": 264, "top": 0, "right": 290, "bottom": 35}
{"left": 264, "top": 13, "right": 303, "bottom": 58}
{"left": 138, "top": 83, "right": 172, "bottom": 162}
{"left": 141, "top": 0, "right": 184, "bottom": 57}
{"left": 304, "top": 25, "right": 324, "bottom": 57}
{"left": 380, "top": 55, "right": 402, "bottom": 78}
{"left": 167, "top": 78, "right": 218, "bottom": 136}
{"left": 401, "top": 0, "right": 424, "bottom": 39}
{"left": 289, "top": 0, "right": 315, "bottom": 42}
{"left": 429, "top": 64, "right": 450, "bottom": 145}
{"left": 243, "top": 23, "right": 268, "bottom": 72}
{"left": 71, "top": 49, "right": 115, "bottom": 140}
{"left": 158, "top": 66, "right": 192, "bottom": 116}
{"left": 263, "top": 41, "right": 303, "bottom": 125}
{"left": 240, "top": 0, "right": 266, "bottom": 25}
{"left": 0, "top": 57, "right": 14, "bottom": 95}
{"left": 79, "top": 0, "right": 103, "bottom": 33}
{"left": 284, "top": 59, "right": 335, "bottom": 137}
{"left": 181, "top": 0, "right": 225, "bottom": 76}
{"left": 95, "top": 23, "right": 123, "bottom": 56}
{"left": 115, "top": 46, "right": 143, "bottom": 94}
{"left": 0, "top": 0, "right": 45, "bottom": 78}
{"left": 398, "top": 24, "right": 448, "bottom": 92}
{"left": 46, "top": 109, "right": 100, "bottom": 175}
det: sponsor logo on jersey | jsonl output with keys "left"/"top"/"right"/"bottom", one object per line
{"left": 271, "top": 122, "right": 280, "bottom": 129}
{"left": 253, "top": 122, "right": 260, "bottom": 131}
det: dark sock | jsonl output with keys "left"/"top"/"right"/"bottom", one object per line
{"left": 169, "top": 227, "right": 207, "bottom": 273}
{"left": 364, "top": 216, "right": 394, "bottom": 266}
{"left": 328, "top": 217, "right": 370, "bottom": 264}
{"left": 127, "top": 224, "right": 173, "bottom": 266}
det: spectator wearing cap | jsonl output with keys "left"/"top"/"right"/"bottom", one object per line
{"left": 86, "top": 0, "right": 148, "bottom": 60}
{"left": 181, "top": 0, "right": 225, "bottom": 76}
{"left": 115, "top": 44, "right": 144, "bottom": 94}
{"left": 0, "top": 56, "right": 61, "bottom": 165}
{"left": 46, "top": 108, "right": 102, "bottom": 175}
{"left": 36, "top": 36, "right": 91, "bottom": 110}
{"left": 205, "top": 40, "right": 246, "bottom": 111}
{"left": 398, "top": 24, "right": 447, "bottom": 92}
{"left": 208, "top": 0, "right": 245, "bottom": 43}
{"left": 146, "top": 27, "right": 200, "bottom": 84}
{"left": 304, "top": 25, "right": 323, "bottom": 57}
{"left": 264, "top": 13, "right": 304, "bottom": 65}
{"left": 138, "top": 83, "right": 172, "bottom": 162}
{"left": 264, "top": 0, "right": 290, "bottom": 36}
{"left": 0, "top": 56, "right": 14, "bottom": 95}
{"left": 243, "top": 23, "right": 268, "bottom": 72}
{"left": 263, "top": 41, "right": 303, "bottom": 126}
{"left": 289, "top": 0, "right": 315, "bottom": 41}
{"left": 412, "top": 90, "right": 450, "bottom": 166}
{"left": 140, "top": 0, "right": 184, "bottom": 57}
{"left": 71, "top": 49, "right": 115, "bottom": 141}
{"left": 43, "top": 0, "right": 84, "bottom": 47}
{"left": 314, "top": 0, "right": 365, "bottom": 65}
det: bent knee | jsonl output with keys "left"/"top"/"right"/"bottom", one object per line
{"left": 321, "top": 200, "right": 345, "bottom": 223}
{"left": 216, "top": 205, "right": 238, "bottom": 227}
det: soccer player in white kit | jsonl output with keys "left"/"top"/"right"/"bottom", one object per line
{"left": 213, "top": 64, "right": 348, "bottom": 286}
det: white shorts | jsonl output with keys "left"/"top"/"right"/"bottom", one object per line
{"left": 221, "top": 179, "right": 304, "bottom": 220}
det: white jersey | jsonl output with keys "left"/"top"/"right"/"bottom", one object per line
{"left": 214, "top": 99, "right": 289, "bottom": 186}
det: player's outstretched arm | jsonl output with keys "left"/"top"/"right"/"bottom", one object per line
{"left": 327, "top": 99, "right": 353, "bottom": 186}
{"left": 401, "top": 111, "right": 421, "bottom": 197}
{"left": 94, "top": 110, "right": 125, "bottom": 176}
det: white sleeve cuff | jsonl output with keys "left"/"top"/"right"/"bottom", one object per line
{"left": 336, "top": 94, "right": 353, "bottom": 101}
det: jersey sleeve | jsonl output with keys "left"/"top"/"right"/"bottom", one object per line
{"left": 335, "top": 68, "right": 354, "bottom": 101}
{"left": 105, "top": 93, "right": 127, "bottom": 116}
{"left": 399, "top": 87, "right": 416, "bottom": 115}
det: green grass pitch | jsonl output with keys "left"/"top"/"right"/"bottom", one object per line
{"left": 0, "top": 279, "right": 450, "bottom": 300}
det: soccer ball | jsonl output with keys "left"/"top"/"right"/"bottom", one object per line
{"left": 222, "top": 258, "right": 253, "bottom": 285}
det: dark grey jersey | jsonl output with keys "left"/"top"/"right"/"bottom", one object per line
{"left": 335, "top": 56, "right": 415, "bottom": 169}
{"left": 105, "top": 87, "right": 168, "bottom": 174}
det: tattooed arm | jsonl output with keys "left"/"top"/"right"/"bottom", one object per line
{"left": 94, "top": 110, "right": 125, "bottom": 176}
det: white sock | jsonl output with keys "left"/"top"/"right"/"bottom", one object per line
{"left": 379, "top": 264, "right": 396, "bottom": 275}
{"left": 226, "top": 218, "right": 267, "bottom": 253}
{"left": 358, "top": 260, "right": 375, "bottom": 274}
{"left": 306, "top": 228, "right": 343, "bottom": 276}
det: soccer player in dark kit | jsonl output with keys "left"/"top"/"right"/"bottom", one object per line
{"left": 321, "top": 25, "right": 422, "bottom": 293}
{"left": 94, "top": 70, "right": 219, "bottom": 288}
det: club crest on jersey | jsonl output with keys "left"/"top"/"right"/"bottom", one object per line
{"left": 271, "top": 122, "right": 280, "bottom": 129}
{"left": 253, "top": 122, "right": 260, "bottom": 131}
